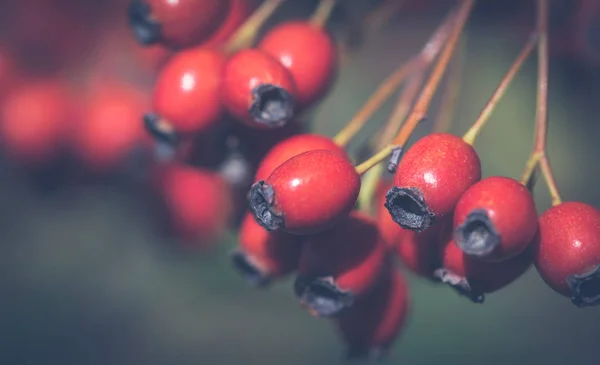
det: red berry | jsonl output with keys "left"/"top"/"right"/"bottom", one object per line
{"left": 396, "top": 219, "right": 450, "bottom": 279}
{"left": 202, "top": 0, "right": 253, "bottom": 49}
{"left": 254, "top": 133, "right": 347, "bottom": 181}
{"left": 150, "top": 47, "right": 225, "bottom": 138}
{"left": 231, "top": 212, "right": 304, "bottom": 286}
{"left": 436, "top": 238, "right": 533, "bottom": 303}
{"left": 533, "top": 202, "right": 600, "bottom": 307}
{"left": 294, "top": 212, "right": 387, "bottom": 317}
{"left": 453, "top": 176, "right": 538, "bottom": 262}
{"left": 159, "top": 164, "right": 233, "bottom": 249}
{"left": 385, "top": 133, "right": 481, "bottom": 232}
{"left": 259, "top": 21, "right": 337, "bottom": 108}
{"left": 128, "top": 0, "right": 229, "bottom": 49}
{"left": 0, "top": 47, "right": 17, "bottom": 101}
{"left": 72, "top": 81, "right": 151, "bottom": 172}
{"left": 221, "top": 49, "right": 297, "bottom": 129}
{"left": 0, "top": 78, "right": 74, "bottom": 165}
{"left": 248, "top": 149, "right": 360, "bottom": 234}
{"left": 335, "top": 267, "right": 410, "bottom": 360}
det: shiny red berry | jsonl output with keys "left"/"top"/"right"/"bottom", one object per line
{"left": 254, "top": 133, "right": 347, "bottom": 181}
{"left": 128, "top": 0, "right": 229, "bottom": 49}
{"left": 533, "top": 202, "right": 600, "bottom": 308}
{"left": 159, "top": 164, "right": 233, "bottom": 249}
{"left": 202, "top": 0, "right": 253, "bottom": 49}
{"left": 335, "top": 267, "right": 410, "bottom": 360}
{"left": 435, "top": 238, "right": 532, "bottom": 303}
{"left": 385, "top": 133, "right": 481, "bottom": 233}
{"left": 231, "top": 212, "right": 304, "bottom": 286}
{"left": 259, "top": 21, "right": 337, "bottom": 108}
{"left": 221, "top": 49, "right": 297, "bottom": 129}
{"left": 294, "top": 212, "right": 387, "bottom": 317}
{"left": 149, "top": 47, "right": 225, "bottom": 140}
{"left": 248, "top": 149, "right": 360, "bottom": 234}
{"left": 453, "top": 176, "right": 538, "bottom": 262}
{"left": 396, "top": 219, "right": 450, "bottom": 279}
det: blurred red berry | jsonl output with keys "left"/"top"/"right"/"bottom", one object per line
{"left": 202, "top": 0, "right": 254, "bottom": 49}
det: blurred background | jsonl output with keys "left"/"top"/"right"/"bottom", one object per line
{"left": 0, "top": 0, "right": 600, "bottom": 364}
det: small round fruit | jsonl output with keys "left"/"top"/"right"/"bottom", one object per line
{"left": 202, "top": 0, "right": 253, "bottom": 49}
{"left": 231, "top": 212, "right": 304, "bottom": 286}
{"left": 385, "top": 133, "right": 481, "bottom": 232}
{"left": 259, "top": 21, "right": 337, "bottom": 108}
{"left": 294, "top": 212, "right": 387, "bottom": 317}
{"left": 221, "top": 49, "right": 297, "bottom": 129}
{"left": 533, "top": 202, "right": 600, "bottom": 308}
{"left": 128, "top": 0, "right": 229, "bottom": 49}
{"left": 435, "top": 238, "right": 533, "bottom": 303}
{"left": 248, "top": 149, "right": 360, "bottom": 234}
{"left": 396, "top": 219, "right": 450, "bottom": 279}
{"left": 335, "top": 267, "right": 410, "bottom": 360}
{"left": 453, "top": 176, "right": 538, "bottom": 262}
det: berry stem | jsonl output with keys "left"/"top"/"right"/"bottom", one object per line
{"left": 432, "top": 36, "right": 466, "bottom": 133}
{"left": 223, "top": 0, "right": 286, "bottom": 54}
{"left": 309, "top": 0, "right": 337, "bottom": 29}
{"left": 462, "top": 32, "right": 538, "bottom": 145}
{"left": 332, "top": 5, "right": 459, "bottom": 147}
{"left": 520, "top": 0, "right": 563, "bottom": 206}
{"left": 354, "top": 0, "right": 475, "bottom": 174}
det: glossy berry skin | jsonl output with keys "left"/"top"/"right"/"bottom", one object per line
{"left": 335, "top": 267, "right": 410, "bottom": 360}
{"left": 202, "top": 0, "right": 253, "bottom": 49}
{"left": 152, "top": 47, "right": 225, "bottom": 137}
{"left": 533, "top": 202, "right": 600, "bottom": 308}
{"left": 294, "top": 212, "right": 387, "bottom": 317}
{"left": 254, "top": 133, "right": 347, "bottom": 181}
{"left": 0, "top": 79, "right": 73, "bottom": 165}
{"left": 436, "top": 238, "right": 533, "bottom": 303}
{"left": 259, "top": 21, "right": 337, "bottom": 108}
{"left": 128, "top": 0, "right": 229, "bottom": 49}
{"left": 231, "top": 212, "right": 304, "bottom": 286}
{"left": 72, "top": 81, "right": 151, "bottom": 172}
{"left": 453, "top": 176, "right": 538, "bottom": 262}
{"left": 159, "top": 164, "right": 232, "bottom": 249}
{"left": 385, "top": 133, "right": 481, "bottom": 233}
{"left": 221, "top": 49, "right": 297, "bottom": 129}
{"left": 248, "top": 149, "right": 360, "bottom": 235}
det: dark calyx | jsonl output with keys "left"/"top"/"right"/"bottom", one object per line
{"left": 384, "top": 186, "right": 435, "bottom": 233}
{"left": 294, "top": 275, "right": 355, "bottom": 317}
{"left": 230, "top": 249, "right": 271, "bottom": 287}
{"left": 128, "top": 0, "right": 162, "bottom": 45}
{"left": 454, "top": 209, "right": 501, "bottom": 258}
{"left": 248, "top": 181, "right": 284, "bottom": 231}
{"left": 249, "top": 84, "right": 295, "bottom": 128}
{"left": 434, "top": 268, "right": 485, "bottom": 304}
{"left": 143, "top": 113, "right": 178, "bottom": 146}
{"left": 567, "top": 264, "right": 600, "bottom": 308}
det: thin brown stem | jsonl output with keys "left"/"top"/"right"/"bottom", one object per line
{"left": 462, "top": 33, "right": 538, "bottom": 145}
{"left": 310, "top": 0, "right": 337, "bottom": 28}
{"left": 432, "top": 36, "right": 466, "bottom": 133}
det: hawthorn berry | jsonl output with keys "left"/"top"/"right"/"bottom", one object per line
{"left": 254, "top": 133, "right": 347, "bottom": 181}
{"left": 159, "top": 164, "right": 233, "bottom": 249}
{"left": 248, "top": 149, "right": 360, "bottom": 235}
{"left": 202, "top": 0, "right": 253, "bottom": 49}
{"left": 149, "top": 47, "right": 226, "bottom": 140}
{"left": 396, "top": 220, "right": 450, "bottom": 279}
{"left": 435, "top": 238, "right": 533, "bottom": 303}
{"left": 294, "top": 212, "right": 387, "bottom": 317}
{"left": 71, "top": 81, "right": 151, "bottom": 172}
{"left": 128, "top": 0, "right": 229, "bottom": 49}
{"left": 259, "top": 21, "right": 337, "bottom": 108}
{"left": 533, "top": 202, "right": 600, "bottom": 308}
{"left": 335, "top": 267, "right": 410, "bottom": 360}
{"left": 385, "top": 133, "right": 481, "bottom": 233}
{"left": 231, "top": 212, "right": 304, "bottom": 286}
{"left": 453, "top": 176, "right": 538, "bottom": 262}
{"left": 221, "top": 49, "right": 297, "bottom": 129}
{"left": 0, "top": 78, "right": 74, "bottom": 165}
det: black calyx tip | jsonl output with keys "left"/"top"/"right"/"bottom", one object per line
{"left": 143, "top": 113, "right": 178, "bottom": 146}
{"left": 294, "top": 275, "right": 354, "bottom": 317}
{"left": 230, "top": 249, "right": 271, "bottom": 287}
{"left": 128, "top": 0, "right": 162, "bottom": 46}
{"left": 345, "top": 346, "right": 388, "bottom": 362}
{"left": 384, "top": 186, "right": 435, "bottom": 233}
{"left": 454, "top": 209, "right": 500, "bottom": 258}
{"left": 434, "top": 268, "right": 485, "bottom": 304}
{"left": 567, "top": 264, "right": 600, "bottom": 308}
{"left": 249, "top": 84, "right": 295, "bottom": 128}
{"left": 248, "top": 181, "right": 284, "bottom": 231}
